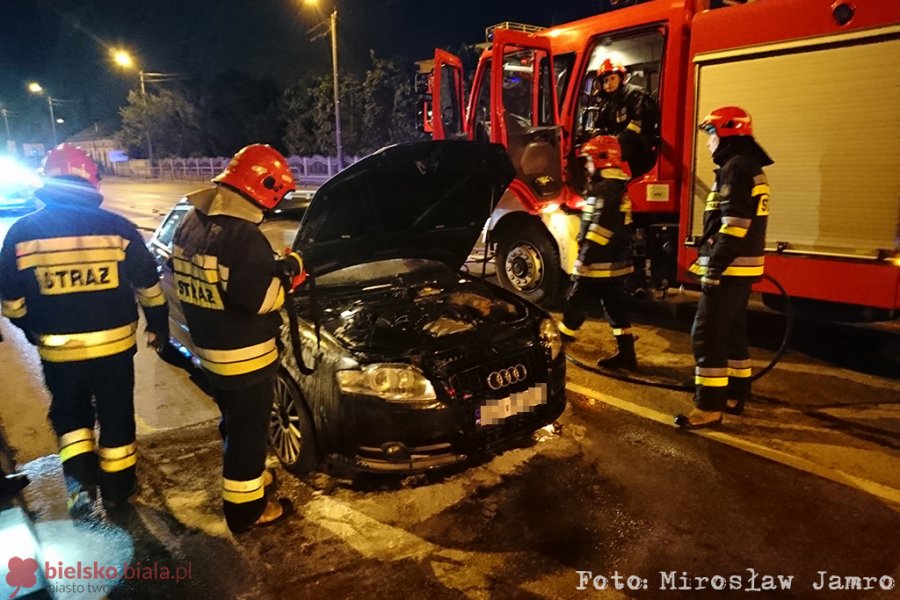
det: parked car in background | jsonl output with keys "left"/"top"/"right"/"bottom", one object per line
{"left": 0, "top": 155, "right": 41, "bottom": 214}
{"left": 148, "top": 141, "right": 566, "bottom": 474}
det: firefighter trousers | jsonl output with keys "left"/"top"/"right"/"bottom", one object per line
{"left": 691, "top": 281, "right": 753, "bottom": 411}
{"left": 42, "top": 351, "right": 137, "bottom": 505}
{"left": 562, "top": 275, "right": 631, "bottom": 334}
{"left": 213, "top": 375, "right": 273, "bottom": 532}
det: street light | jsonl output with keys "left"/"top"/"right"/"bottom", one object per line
{"left": 303, "top": 0, "right": 344, "bottom": 170}
{"left": 111, "top": 49, "right": 158, "bottom": 169}
{"left": 27, "top": 82, "right": 58, "bottom": 146}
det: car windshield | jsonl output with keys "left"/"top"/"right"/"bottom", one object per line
{"left": 316, "top": 258, "right": 449, "bottom": 287}
{"left": 260, "top": 218, "right": 301, "bottom": 253}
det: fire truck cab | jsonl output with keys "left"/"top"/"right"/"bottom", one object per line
{"left": 424, "top": 0, "right": 900, "bottom": 318}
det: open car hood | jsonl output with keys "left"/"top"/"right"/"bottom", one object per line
{"left": 295, "top": 141, "right": 515, "bottom": 277}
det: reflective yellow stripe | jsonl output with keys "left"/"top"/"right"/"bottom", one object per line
{"left": 626, "top": 121, "right": 642, "bottom": 134}
{"left": 59, "top": 428, "right": 94, "bottom": 463}
{"left": 172, "top": 257, "right": 219, "bottom": 283}
{"left": 218, "top": 264, "right": 231, "bottom": 291}
{"left": 705, "top": 192, "right": 720, "bottom": 211}
{"left": 1, "top": 297, "right": 27, "bottom": 318}
{"left": 612, "top": 328, "right": 632, "bottom": 336}
{"left": 719, "top": 224, "right": 748, "bottom": 238}
{"left": 38, "top": 322, "right": 138, "bottom": 363}
{"left": 598, "top": 167, "right": 630, "bottom": 181}
{"left": 99, "top": 442, "right": 137, "bottom": 472}
{"left": 16, "top": 235, "right": 128, "bottom": 255}
{"left": 575, "top": 261, "right": 634, "bottom": 278}
{"left": 195, "top": 339, "right": 279, "bottom": 376}
{"left": 751, "top": 184, "right": 770, "bottom": 197}
{"left": 722, "top": 264, "right": 764, "bottom": 277}
{"left": 728, "top": 367, "right": 752, "bottom": 378}
{"left": 223, "top": 475, "right": 265, "bottom": 504}
{"left": 557, "top": 322, "right": 578, "bottom": 337}
{"left": 586, "top": 231, "right": 611, "bottom": 246}
{"left": 695, "top": 375, "right": 729, "bottom": 387}
{"left": 258, "top": 278, "right": 285, "bottom": 314}
{"left": 18, "top": 248, "right": 126, "bottom": 270}
{"left": 136, "top": 282, "right": 166, "bottom": 307}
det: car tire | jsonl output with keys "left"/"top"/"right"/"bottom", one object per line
{"left": 270, "top": 370, "right": 319, "bottom": 474}
{"left": 495, "top": 220, "right": 562, "bottom": 306}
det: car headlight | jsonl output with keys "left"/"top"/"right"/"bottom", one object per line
{"left": 540, "top": 318, "right": 562, "bottom": 360}
{"left": 337, "top": 363, "right": 437, "bottom": 403}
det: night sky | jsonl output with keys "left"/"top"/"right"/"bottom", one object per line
{"left": 1, "top": 0, "right": 612, "bottom": 141}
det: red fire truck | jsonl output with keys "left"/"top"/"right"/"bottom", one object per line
{"left": 423, "top": 0, "right": 900, "bottom": 319}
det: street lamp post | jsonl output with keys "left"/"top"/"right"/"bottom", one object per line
{"left": 1, "top": 108, "right": 10, "bottom": 141}
{"left": 47, "top": 95, "right": 57, "bottom": 146}
{"left": 112, "top": 51, "right": 156, "bottom": 172}
{"left": 305, "top": 0, "right": 344, "bottom": 171}
{"left": 329, "top": 9, "right": 344, "bottom": 170}
{"left": 27, "top": 82, "right": 58, "bottom": 146}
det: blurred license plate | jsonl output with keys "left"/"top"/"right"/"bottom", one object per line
{"left": 477, "top": 383, "right": 547, "bottom": 427}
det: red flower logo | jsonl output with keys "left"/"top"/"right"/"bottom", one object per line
{"left": 6, "top": 557, "right": 38, "bottom": 599}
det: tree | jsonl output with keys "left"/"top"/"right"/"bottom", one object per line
{"left": 117, "top": 89, "right": 203, "bottom": 158}
{"left": 281, "top": 53, "right": 425, "bottom": 157}
{"left": 198, "top": 70, "right": 285, "bottom": 156}
{"left": 360, "top": 51, "right": 422, "bottom": 154}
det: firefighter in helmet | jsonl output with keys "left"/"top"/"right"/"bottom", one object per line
{"left": 0, "top": 143, "right": 169, "bottom": 511}
{"left": 558, "top": 135, "right": 638, "bottom": 369}
{"left": 585, "top": 58, "right": 656, "bottom": 177}
{"left": 676, "top": 106, "right": 773, "bottom": 429}
{"left": 173, "top": 144, "right": 302, "bottom": 533}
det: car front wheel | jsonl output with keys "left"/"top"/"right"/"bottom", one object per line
{"left": 270, "top": 371, "right": 319, "bottom": 474}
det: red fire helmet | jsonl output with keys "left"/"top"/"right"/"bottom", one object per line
{"left": 699, "top": 106, "right": 754, "bottom": 137}
{"left": 213, "top": 144, "right": 296, "bottom": 210}
{"left": 597, "top": 58, "right": 627, "bottom": 80}
{"left": 580, "top": 135, "right": 624, "bottom": 169}
{"left": 41, "top": 143, "right": 101, "bottom": 190}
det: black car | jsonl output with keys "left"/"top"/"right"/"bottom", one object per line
{"left": 149, "top": 141, "right": 566, "bottom": 474}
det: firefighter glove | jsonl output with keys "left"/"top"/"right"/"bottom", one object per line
{"left": 277, "top": 249, "right": 306, "bottom": 291}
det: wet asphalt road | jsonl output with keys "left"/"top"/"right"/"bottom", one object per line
{"left": 0, "top": 180, "right": 898, "bottom": 599}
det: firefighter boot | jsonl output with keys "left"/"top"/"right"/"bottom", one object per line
{"left": 726, "top": 377, "right": 752, "bottom": 415}
{"left": 597, "top": 335, "right": 637, "bottom": 370}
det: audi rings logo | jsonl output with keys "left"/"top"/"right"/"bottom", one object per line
{"left": 486, "top": 364, "right": 528, "bottom": 390}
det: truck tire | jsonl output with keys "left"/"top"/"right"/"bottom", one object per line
{"left": 495, "top": 221, "right": 562, "bottom": 306}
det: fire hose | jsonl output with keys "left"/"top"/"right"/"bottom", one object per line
{"left": 564, "top": 273, "right": 793, "bottom": 391}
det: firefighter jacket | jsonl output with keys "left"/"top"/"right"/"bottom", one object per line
{"left": 689, "top": 137, "right": 774, "bottom": 283}
{"left": 173, "top": 185, "right": 286, "bottom": 389}
{"left": 572, "top": 172, "right": 634, "bottom": 279}
{"left": 0, "top": 178, "right": 168, "bottom": 362}
{"left": 588, "top": 83, "right": 656, "bottom": 176}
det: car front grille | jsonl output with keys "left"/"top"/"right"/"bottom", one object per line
{"left": 448, "top": 348, "right": 546, "bottom": 402}
{"left": 444, "top": 347, "right": 556, "bottom": 446}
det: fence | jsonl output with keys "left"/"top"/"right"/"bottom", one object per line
{"left": 110, "top": 154, "right": 360, "bottom": 185}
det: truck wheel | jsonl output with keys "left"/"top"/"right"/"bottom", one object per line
{"left": 495, "top": 222, "right": 562, "bottom": 306}
{"left": 270, "top": 371, "right": 319, "bottom": 474}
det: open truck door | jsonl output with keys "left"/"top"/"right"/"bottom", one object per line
{"left": 490, "top": 28, "right": 564, "bottom": 204}
{"left": 429, "top": 49, "right": 467, "bottom": 140}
